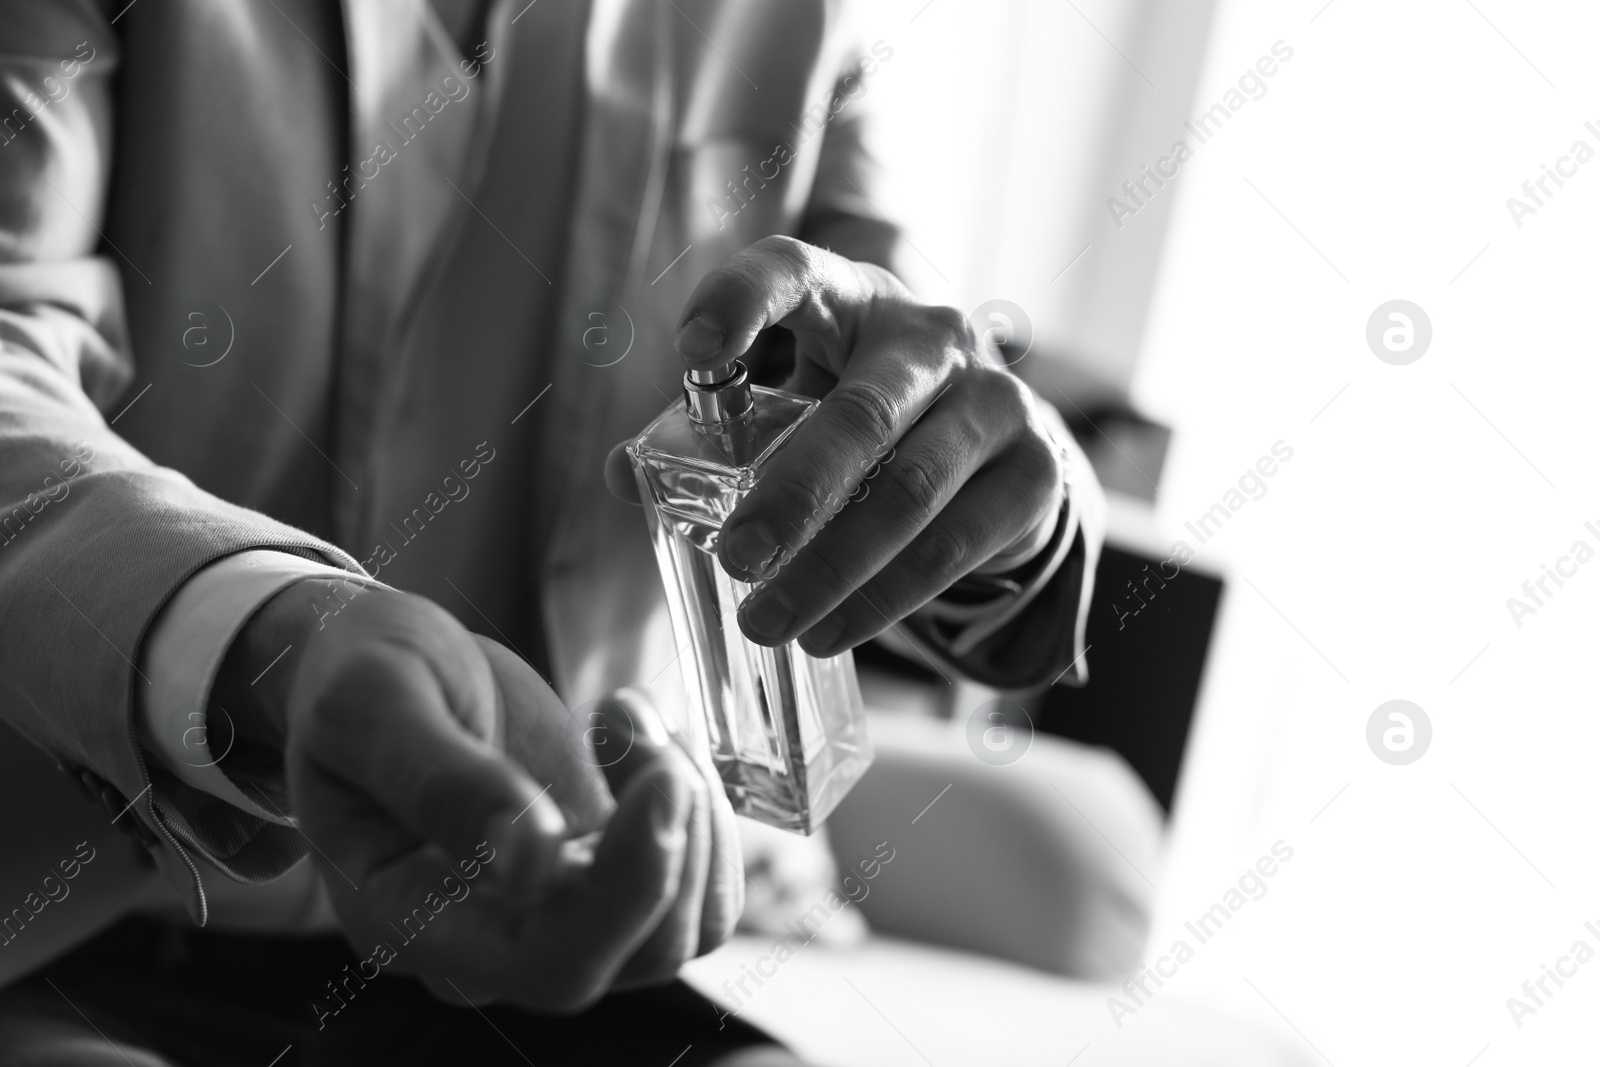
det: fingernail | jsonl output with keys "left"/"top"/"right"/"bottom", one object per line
{"left": 483, "top": 812, "right": 534, "bottom": 887}
{"left": 652, "top": 777, "right": 689, "bottom": 844}
{"left": 600, "top": 688, "right": 667, "bottom": 750}
{"left": 486, "top": 795, "right": 565, "bottom": 893}
{"left": 799, "top": 613, "right": 845, "bottom": 658}
{"left": 723, "top": 521, "right": 781, "bottom": 578}
{"left": 740, "top": 586, "right": 797, "bottom": 643}
{"left": 676, "top": 315, "right": 724, "bottom": 363}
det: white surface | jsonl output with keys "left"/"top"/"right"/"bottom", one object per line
{"left": 683, "top": 934, "right": 1312, "bottom": 1067}
{"left": 1130, "top": 1, "right": 1600, "bottom": 1064}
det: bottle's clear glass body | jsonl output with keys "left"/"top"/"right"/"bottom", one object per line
{"left": 628, "top": 385, "right": 873, "bottom": 834}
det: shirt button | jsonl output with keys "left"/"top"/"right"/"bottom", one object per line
{"left": 129, "top": 818, "right": 160, "bottom": 850}
{"left": 96, "top": 780, "right": 128, "bottom": 820}
{"left": 68, "top": 767, "right": 161, "bottom": 851}
{"left": 54, "top": 759, "right": 95, "bottom": 802}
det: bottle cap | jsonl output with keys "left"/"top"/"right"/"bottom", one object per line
{"left": 684, "top": 360, "right": 754, "bottom": 426}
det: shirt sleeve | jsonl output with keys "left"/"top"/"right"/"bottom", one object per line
{"left": 136, "top": 550, "right": 388, "bottom": 882}
{"left": 898, "top": 413, "right": 1106, "bottom": 691}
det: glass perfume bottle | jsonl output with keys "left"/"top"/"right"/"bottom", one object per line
{"left": 628, "top": 359, "right": 873, "bottom": 834}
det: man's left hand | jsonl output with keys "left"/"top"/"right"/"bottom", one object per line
{"left": 611, "top": 236, "right": 1066, "bottom": 657}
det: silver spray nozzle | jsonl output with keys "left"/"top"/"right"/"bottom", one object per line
{"left": 683, "top": 360, "right": 753, "bottom": 426}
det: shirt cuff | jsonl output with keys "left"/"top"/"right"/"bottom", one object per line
{"left": 137, "top": 551, "right": 383, "bottom": 850}
{"left": 899, "top": 420, "right": 1105, "bottom": 690}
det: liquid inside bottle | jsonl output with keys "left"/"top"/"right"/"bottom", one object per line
{"left": 627, "top": 369, "right": 873, "bottom": 834}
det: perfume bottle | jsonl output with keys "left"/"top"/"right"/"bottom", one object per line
{"left": 628, "top": 359, "right": 873, "bottom": 834}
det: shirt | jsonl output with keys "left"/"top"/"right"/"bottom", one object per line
{"left": 130, "top": 0, "right": 1085, "bottom": 904}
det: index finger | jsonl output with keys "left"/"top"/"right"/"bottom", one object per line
{"left": 676, "top": 238, "right": 959, "bottom": 583}
{"left": 673, "top": 235, "right": 878, "bottom": 375}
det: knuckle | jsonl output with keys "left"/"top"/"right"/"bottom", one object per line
{"left": 908, "top": 520, "right": 971, "bottom": 578}
{"left": 922, "top": 304, "right": 978, "bottom": 356}
{"left": 829, "top": 379, "right": 900, "bottom": 447}
{"left": 972, "top": 367, "right": 1043, "bottom": 443}
{"left": 804, "top": 540, "right": 855, "bottom": 593}
{"left": 983, "top": 365, "right": 1033, "bottom": 417}
{"left": 715, "top": 256, "right": 767, "bottom": 306}
{"left": 760, "top": 469, "right": 840, "bottom": 543}
{"left": 1015, "top": 432, "right": 1065, "bottom": 492}
{"left": 859, "top": 261, "right": 913, "bottom": 299}
{"left": 881, "top": 452, "right": 947, "bottom": 525}
{"left": 744, "top": 235, "right": 815, "bottom": 290}
{"left": 755, "top": 233, "right": 812, "bottom": 265}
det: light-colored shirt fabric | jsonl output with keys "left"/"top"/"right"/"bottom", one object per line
{"left": 0, "top": 0, "right": 1095, "bottom": 928}
{"left": 137, "top": 551, "right": 387, "bottom": 824}
{"left": 135, "top": 0, "right": 1074, "bottom": 824}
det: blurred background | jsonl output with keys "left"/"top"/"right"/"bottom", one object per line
{"left": 696, "top": 0, "right": 1600, "bottom": 1063}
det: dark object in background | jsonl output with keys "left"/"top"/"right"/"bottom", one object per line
{"left": 855, "top": 539, "right": 1222, "bottom": 815}
{"left": 1061, "top": 405, "right": 1171, "bottom": 505}
{"left": 1023, "top": 544, "right": 1223, "bottom": 813}
{"left": 1029, "top": 382, "right": 1214, "bottom": 812}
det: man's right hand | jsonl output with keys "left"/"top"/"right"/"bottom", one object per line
{"left": 215, "top": 580, "right": 742, "bottom": 1013}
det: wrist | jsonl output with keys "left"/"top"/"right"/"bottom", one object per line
{"left": 211, "top": 575, "right": 373, "bottom": 807}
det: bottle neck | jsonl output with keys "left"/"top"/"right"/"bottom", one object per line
{"left": 683, "top": 359, "right": 754, "bottom": 430}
